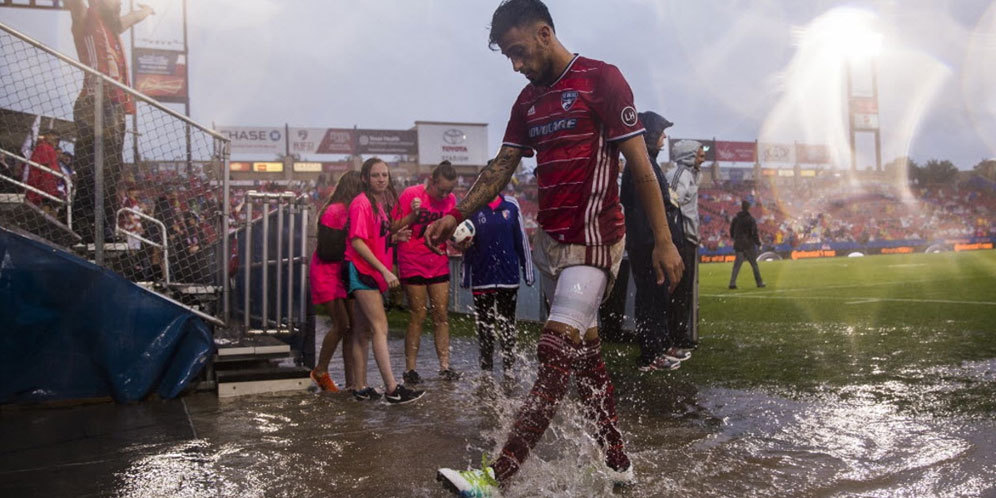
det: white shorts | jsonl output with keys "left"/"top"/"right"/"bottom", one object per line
{"left": 542, "top": 265, "right": 607, "bottom": 333}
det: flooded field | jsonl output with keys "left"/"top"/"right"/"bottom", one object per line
{"left": 4, "top": 332, "right": 993, "bottom": 497}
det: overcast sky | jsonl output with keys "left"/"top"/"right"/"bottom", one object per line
{"left": 4, "top": 0, "right": 996, "bottom": 169}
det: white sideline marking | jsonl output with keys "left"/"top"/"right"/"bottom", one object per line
{"left": 751, "top": 277, "right": 973, "bottom": 295}
{"left": 703, "top": 293, "right": 996, "bottom": 306}
{"left": 887, "top": 264, "right": 927, "bottom": 268}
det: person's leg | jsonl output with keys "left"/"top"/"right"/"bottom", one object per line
{"left": 350, "top": 298, "right": 371, "bottom": 391}
{"left": 574, "top": 328, "right": 630, "bottom": 473}
{"left": 72, "top": 96, "right": 96, "bottom": 242}
{"left": 747, "top": 248, "right": 764, "bottom": 286}
{"left": 491, "top": 266, "right": 610, "bottom": 484}
{"left": 730, "top": 250, "right": 745, "bottom": 287}
{"left": 668, "top": 244, "right": 697, "bottom": 349}
{"left": 353, "top": 289, "right": 399, "bottom": 394}
{"left": 495, "top": 288, "right": 519, "bottom": 372}
{"left": 403, "top": 283, "right": 428, "bottom": 372}
{"left": 473, "top": 291, "right": 497, "bottom": 370}
{"left": 313, "top": 301, "right": 340, "bottom": 373}
{"left": 339, "top": 299, "right": 355, "bottom": 389}
{"left": 427, "top": 280, "right": 452, "bottom": 371}
{"left": 629, "top": 249, "right": 664, "bottom": 365}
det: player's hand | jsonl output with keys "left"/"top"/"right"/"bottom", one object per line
{"left": 410, "top": 197, "right": 421, "bottom": 211}
{"left": 423, "top": 215, "right": 458, "bottom": 255}
{"left": 137, "top": 3, "right": 155, "bottom": 15}
{"left": 393, "top": 227, "right": 412, "bottom": 243}
{"left": 382, "top": 269, "right": 400, "bottom": 289}
{"left": 653, "top": 240, "right": 685, "bottom": 292}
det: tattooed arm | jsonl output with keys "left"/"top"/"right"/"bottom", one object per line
{"left": 423, "top": 145, "right": 523, "bottom": 252}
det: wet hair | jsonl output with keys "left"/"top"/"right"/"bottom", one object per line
{"left": 359, "top": 157, "right": 397, "bottom": 214}
{"left": 432, "top": 160, "right": 457, "bottom": 181}
{"left": 488, "top": 0, "right": 555, "bottom": 50}
{"left": 317, "top": 171, "right": 363, "bottom": 226}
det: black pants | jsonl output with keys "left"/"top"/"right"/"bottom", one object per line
{"left": 628, "top": 247, "right": 670, "bottom": 364}
{"left": 73, "top": 95, "right": 126, "bottom": 243}
{"left": 667, "top": 243, "right": 699, "bottom": 349}
{"left": 473, "top": 288, "right": 518, "bottom": 370}
{"left": 730, "top": 246, "right": 764, "bottom": 287}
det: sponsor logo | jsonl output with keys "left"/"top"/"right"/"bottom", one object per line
{"left": 527, "top": 105, "right": 536, "bottom": 116}
{"left": 443, "top": 129, "right": 466, "bottom": 145}
{"left": 621, "top": 106, "right": 638, "bottom": 127}
{"left": 527, "top": 118, "right": 578, "bottom": 138}
{"left": 561, "top": 90, "right": 578, "bottom": 111}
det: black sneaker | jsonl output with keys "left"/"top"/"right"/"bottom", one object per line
{"left": 385, "top": 384, "right": 425, "bottom": 404}
{"left": 352, "top": 387, "right": 381, "bottom": 401}
{"left": 403, "top": 369, "right": 422, "bottom": 385}
{"left": 729, "top": 284, "right": 737, "bottom": 289}
{"left": 757, "top": 283, "right": 766, "bottom": 288}
{"left": 439, "top": 368, "right": 462, "bottom": 381}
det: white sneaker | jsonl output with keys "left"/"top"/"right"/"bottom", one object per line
{"left": 437, "top": 466, "right": 501, "bottom": 497}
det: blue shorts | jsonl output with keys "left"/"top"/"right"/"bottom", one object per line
{"left": 346, "top": 262, "right": 379, "bottom": 294}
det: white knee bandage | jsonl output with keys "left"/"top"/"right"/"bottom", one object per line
{"left": 544, "top": 266, "right": 608, "bottom": 333}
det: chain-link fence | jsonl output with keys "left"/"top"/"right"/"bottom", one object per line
{"left": 0, "top": 22, "right": 230, "bottom": 324}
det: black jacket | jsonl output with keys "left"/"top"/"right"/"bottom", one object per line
{"left": 730, "top": 210, "right": 760, "bottom": 251}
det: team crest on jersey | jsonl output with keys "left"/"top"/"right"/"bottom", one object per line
{"left": 502, "top": 209, "right": 510, "bottom": 220}
{"left": 561, "top": 90, "right": 578, "bottom": 111}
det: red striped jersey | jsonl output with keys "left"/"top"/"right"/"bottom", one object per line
{"left": 502, "top": 55, "right": 644, "bottom": 247}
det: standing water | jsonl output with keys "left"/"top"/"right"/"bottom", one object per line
{"left": 47, "top": 330, "right": 986, "bottom": 497}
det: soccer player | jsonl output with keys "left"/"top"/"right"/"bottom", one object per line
{"left": 429, "top": 1, "right": 684, "bottom": 494}
{"left": 394, "top": 161, "right": 461, "bottom": 384}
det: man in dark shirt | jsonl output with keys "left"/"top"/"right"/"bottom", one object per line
{"left": 729, "top": 200, "right": 766, "bottom": 289}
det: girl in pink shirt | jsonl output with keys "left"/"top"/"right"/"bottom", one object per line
{"left": 308, "top": 171, "right": 363, "bottom": 393}
{"left": 346, "top": 158, "right": 424, "bottom": 404}
{"left": 393, "top": 161, "right": 460, "bottom": 384}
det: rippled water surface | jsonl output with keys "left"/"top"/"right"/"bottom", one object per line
{"left": 2, "top": 335, "right": 994, "bottom": 497}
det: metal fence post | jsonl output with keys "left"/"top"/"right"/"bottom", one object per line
{"left": 286, "top": 199, "right": 295, "bottom": 333}
{"left": 94, "top": 79, "right": 104, "bottom": 265}
{"left": 275, "top": 198, "right": 284, "bottom": 330}
{"left": 261, "top": 199, "right": 270, "bottom": 331}
{"left": 243, "top": 197, "right": 253, "bottom": 331}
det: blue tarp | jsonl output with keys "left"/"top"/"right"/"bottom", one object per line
{"left": 0, "top": 228, "right": 215, "bottom": 403}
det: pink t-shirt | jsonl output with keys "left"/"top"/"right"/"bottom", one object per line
{"left": 394, "top": 183, "right": 455, "bottom": 279}
{"left": 309, "top": 202, "right": 348, "bottom": 304}
{"left": 345, "top": 193, "right": 392, "bottom": 292}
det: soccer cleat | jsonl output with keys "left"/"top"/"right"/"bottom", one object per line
{"left": 437, "top": 466, "right": 500, "bottom": 497}
{"left": 403, "top": 369, "right": 422, "bottom": 385}
{"left": 309, "top": 369, "right": 339, "bottom": 393}
{"left": 757, "top": 283, "right": 766, "bottom": 288}
{"left": 662, "top": 347, "right": 692, "bottom": 362}
{"left": 385, "top": 384, "right": 425, "bottom": 404}
{"left": 351, "top": 387, "right": 381, "bottom": 401}
{"left": 638, "top": 355, "right": 681, "bottom": 372}
{"left": 439, "top": 368, "right": 462, "bottom": 381}
{"left": 605, "top": 463, "right": 635, "bottom": 486}
{"left": 729, "top": 284, "right": 738, "bottom": 289}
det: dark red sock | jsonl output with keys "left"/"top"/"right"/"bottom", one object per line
{"left": 574, "top": 337, "right": 630, "bottom": 472}
{"left": 492, "top": 330, "right": 573, "bottom": 483}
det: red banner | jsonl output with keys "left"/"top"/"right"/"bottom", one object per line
{"left": 715, "top": 141, "right": 756, "bottom": 163}
{"left": 132, "top": 48, "right": 187, "bottom": 103}
{"left": 316, "top": 129, "right": 355, "bottom": 154}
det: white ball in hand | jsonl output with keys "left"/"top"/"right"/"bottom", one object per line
{"left": 450, "top": 219, "right": 476, "bottom": 244}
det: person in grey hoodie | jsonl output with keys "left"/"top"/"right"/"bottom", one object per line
{"left": 665, "top": 139, "right": 707, "bottom": 354}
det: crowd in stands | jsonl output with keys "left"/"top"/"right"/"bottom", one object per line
{"left": 696, "top": 176, "right": 995, "bottom": 251}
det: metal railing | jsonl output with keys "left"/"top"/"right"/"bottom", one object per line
{"left": 115, "top": 206, "right": 169, "bottom": 283}
{"left": 0, "top": 21, "right": 231, "bottom": 325}
{"left": 0, "top": 147, "right": 73, "bottom": 227}
{"left": 238, "top": 191, "right": 310, "bottom": 335}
